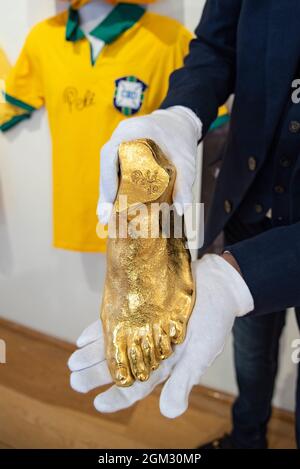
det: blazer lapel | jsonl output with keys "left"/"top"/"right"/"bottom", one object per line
{"left": 265, "top": 0, "right": 300, "bottom": 148}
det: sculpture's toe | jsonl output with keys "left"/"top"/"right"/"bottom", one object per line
{"left": 153, "top": 322, "right": 173, "bottom": 360}
{"left": 169, "top": 318, "right": 187, "bottom": 345}
{"left": 107, "top": 337, "right": 134, "bottom": 387}
{"left": 141, "top": 334, "right": 159, "bottom": 371}
{"left": 127, "top": 339, "right": 150, "bottom": 382}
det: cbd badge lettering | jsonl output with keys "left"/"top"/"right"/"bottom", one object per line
{"left": 114, "top": 76, "right": 147, "bottom": 116}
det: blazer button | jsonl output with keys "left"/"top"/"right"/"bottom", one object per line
{"left": 224, "top": 199, "right": 232, "bottom": 214}
{"left": 255, "top": 204, "right": 263, "bottom": 214}
{"left": 289, "top": 121, "right": 300, "bottom": 133}
{"left": 248, "top": 156, "right": 257, "bottom": 171}
{"left": 274, "top": 185, "right": 285, "bottom": 194}
{"left": 280, "top": 157, "right": 292, "bottom": 168}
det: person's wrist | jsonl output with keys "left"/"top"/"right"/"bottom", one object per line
{"left": 167, "top": 106, "right": 202, "bottom": 139}
{"left": 221, "top": 251, "right": 242, "bottom": 277}
{"left": 194, "top": 254, "right": 254, "bottom": 317}
{"left": 153, "top": 106, "right": 202, "bottom": 141}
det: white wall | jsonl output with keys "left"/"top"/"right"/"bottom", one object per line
{"left": 55, "top": 0, "right": 184, "bottom": 19}
{"left": 0, "top": 0, "right": 106, "bottom": 342}
{"left": 0, "top": 0, "right": 298, "bottom": 412}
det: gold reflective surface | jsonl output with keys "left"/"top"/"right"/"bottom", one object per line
{"left": 100, "top": 139, "right": 195, "bottom": 386}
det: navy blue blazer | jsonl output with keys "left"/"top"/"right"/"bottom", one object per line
{"left": 161, "top": 0, "right": 300, "bottom": 315}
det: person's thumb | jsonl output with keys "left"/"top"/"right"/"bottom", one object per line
{"left": 172, "top": 176, "right": 194, "bottom": 218}
{"left": 97, "top": 141, "right": 120, "bottom": 224}
{"left": 96, "top": 200, "right": 114, "bottom": 226}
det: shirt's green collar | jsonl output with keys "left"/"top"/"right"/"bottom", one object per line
{"left": 66, "top": 3, "right": 145, "bottom": 44}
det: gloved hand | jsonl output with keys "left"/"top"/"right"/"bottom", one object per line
{"left": 68, "top": 254, "right": 254, "bottom": 418}
{"left": 97, "top": 106, "right": 202, "bottom": 225}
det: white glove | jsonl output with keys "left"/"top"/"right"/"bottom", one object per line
{"left": 68, "top": 254, "right": 254, "bottom": 418}
{"left": 97, "top": 106, "right": 202, "bottom": 225}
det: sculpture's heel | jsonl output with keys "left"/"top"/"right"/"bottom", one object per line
{"left": 115, "top": 139, "right": 176, "bottom": 213}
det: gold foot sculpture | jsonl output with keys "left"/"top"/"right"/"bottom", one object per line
{"left": 100, "top": 139, "right": 195, "bottom": 387}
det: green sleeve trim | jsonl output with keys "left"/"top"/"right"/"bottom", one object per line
{"left": 0, "top": 113, "right": 31, "bottom": 132}
{"left": 209, "top": 114, "right": 230, "bottom": 132}
{"left": 4, "top": 93, "right": 36, "bottom": 113}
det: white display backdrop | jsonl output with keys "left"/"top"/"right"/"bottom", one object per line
{"left": 0, "top": 0, "right": 298, "bottom": 413}
{"left": 55, "top": 0, "right": 184, "bottom": 20}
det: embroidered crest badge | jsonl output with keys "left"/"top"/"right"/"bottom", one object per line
{"left": 114, "top": 76, "right": 148, "bottom": 116}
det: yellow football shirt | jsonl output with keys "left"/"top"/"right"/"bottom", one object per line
{"left": 1, "top": 4, "right": 228, "bottom": 252}
{"left": 0, "top": 47, "right": 11, "bottom": 78}
{"left": 0, "top": 47, "right": 10, "bottom": 111}
{"left": 0, "top": 47, "right": 27, "bottom": 127}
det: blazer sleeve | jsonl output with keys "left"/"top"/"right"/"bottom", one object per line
{"left": 160, "top": 0, "right": 242, "bottom": 135}
{"left": 227, "top": 222, "right": 300, "bottom": 315}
